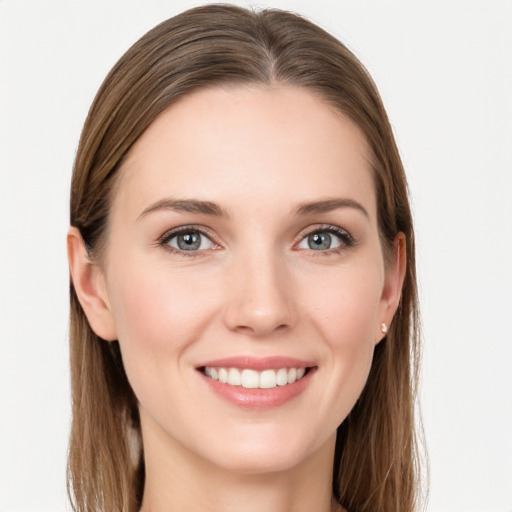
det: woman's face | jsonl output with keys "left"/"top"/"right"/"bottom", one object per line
{"left": 87, "top": 85, "right": 402, "bottom": 474}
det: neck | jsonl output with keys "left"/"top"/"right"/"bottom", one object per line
{"left": 138, "top": 411, "right": 342, "bottom": 512}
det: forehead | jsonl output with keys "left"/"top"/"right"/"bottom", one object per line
{"left": 115, "top": 85, "right": 375, "bottom": 220}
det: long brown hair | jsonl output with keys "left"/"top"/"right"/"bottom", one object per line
{"left": 68, "top": 5, "right": 423, "bottom": 512}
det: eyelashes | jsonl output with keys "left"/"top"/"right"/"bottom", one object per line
{"left": 157, "top": 225, "right": 220, "bottom": 256}
{"left": 158, "top": 224, "right": 357, "bottom": 257}
{"left": 296, "top": 225, "right": 355, "bottom": 253}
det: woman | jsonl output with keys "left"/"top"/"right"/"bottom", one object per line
{"left": 67, "top": 4, "right": 422, "bottom": 512}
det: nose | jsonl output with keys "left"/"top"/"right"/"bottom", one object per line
{"left": 223, "top": 248, "right": 296, "bottom": 338}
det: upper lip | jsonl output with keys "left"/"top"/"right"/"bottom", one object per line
{"left": 196, "top": 356, "right": 316, "bottom": 371}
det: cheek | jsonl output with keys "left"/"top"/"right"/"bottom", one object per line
{"left": 110, "top": 261, "right": 215, "bottom": 340}
{"left": 106, "top": 261, "right": 220, "bottom": 396}
{"left": 306, "top": 263, "right": 383, "bottom": 344}
{"left": 301, "top": 264, "right": 383, "bottom": 416}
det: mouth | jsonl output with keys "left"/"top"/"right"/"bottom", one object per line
{"left": 196, "top": 357, "right": 316, "bottom": 409}
{"left": 200, "top": 366, "right": 311, "bottom": 389}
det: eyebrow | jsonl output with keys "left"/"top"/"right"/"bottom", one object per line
{"left": 137, "top": 198, "right": 229, "bottom": 220}
{"left": 294, "top": 198, "right": 369, "bottom": 218}
{"left": 137, "top": 197, "right": 369, "bottom": 221}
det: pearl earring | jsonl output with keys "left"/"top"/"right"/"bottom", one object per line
{"left": 381, "top": 322, "right": 388, "bottom": 334}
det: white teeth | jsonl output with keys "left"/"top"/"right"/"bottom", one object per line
{"left": 259, "top": 369, "right": 277, "bottom": 389}
{"left": 287, "top": 367, "right": 297, "bottom": 384}
{"left": 241, "top": 369, "right": 259, "bottom": 388}
{"left": 218, "top": 368, "right": 228, "bottom": 384}
{"left": 203, "top": 366, "right": 308, "bottom": 389}
{"left": 276, "top": 368, "right": 288, "bottom": 386}
{"left": 227, "top": 368, "right": 242, "bottom": 386}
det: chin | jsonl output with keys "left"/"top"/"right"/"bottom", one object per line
{"left": 210, "top": 452, "right": 307, "bottom": 476}
{"left": 195, "top": 427, "right": 334, "bottom": 476}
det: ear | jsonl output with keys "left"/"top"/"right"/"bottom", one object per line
{"left": 67, "top": 227, "right": 117, "bottom": 341}
{"left": 376, "top": 232, "right": 407, "bottom": 344}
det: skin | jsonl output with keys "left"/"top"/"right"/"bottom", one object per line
{"left": 68, "top": 85, "right": 405, "bottom": 512}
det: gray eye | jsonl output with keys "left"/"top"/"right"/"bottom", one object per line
{"left": 307, "top": 232, "right": 332, "bottom": 250}
{"left": 168, "top": 231, "right": 213, "bottom": 251}
{"left": 297, "top": 230, "right": 344, "bottom": 251}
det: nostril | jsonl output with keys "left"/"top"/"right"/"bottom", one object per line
{"left": 232, "top": 322, "right": 290, "bottom": 337}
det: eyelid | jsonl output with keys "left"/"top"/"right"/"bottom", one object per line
{"left": 156, "top": 223, "right": 356, "bottom": 256}
{"left": 157, "top": 225, "right": 221, "bottom": 254}
{"left": 294, "top": 224, "right": 356, "bottom": 252}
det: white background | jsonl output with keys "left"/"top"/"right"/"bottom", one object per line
{"left": 1, "top": 1, "right": 511, "bottom": 511}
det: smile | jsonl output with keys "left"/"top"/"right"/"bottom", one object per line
{"left": 203, "top": 366, "right": 307, "bottom": 389}
{"left": 197, "top": 357, "right": 316, "bottom": 409}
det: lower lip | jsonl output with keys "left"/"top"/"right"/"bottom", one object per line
{"left": 199, "top": 369, "right": 315, "bottom": 410}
